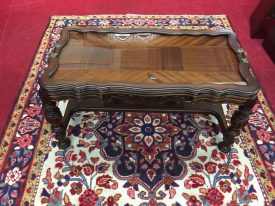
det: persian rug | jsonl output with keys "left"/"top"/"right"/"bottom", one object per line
{"left": 0, "top": 15, "right": 274, "bottom": 206}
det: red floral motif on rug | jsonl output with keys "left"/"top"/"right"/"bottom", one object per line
{"left": 0, "top": 15, "right": 274, "bottom": 206}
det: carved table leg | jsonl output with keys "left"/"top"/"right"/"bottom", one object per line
{"left": 39, "top": 89, "right": 71, "bottom": 149}
{"left": 218, "top": 96, "right": 257, "bottom": 153}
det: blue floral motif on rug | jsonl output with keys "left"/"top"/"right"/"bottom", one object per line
{"left": 91, "top": 112, "right": 219, "bottom": 196}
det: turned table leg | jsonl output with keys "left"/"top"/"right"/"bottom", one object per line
{"left": 218, "top": 96, "right": 257, "bottom": 153}
{"left": 39, "top": 89, "right": 71, "bottom": 149}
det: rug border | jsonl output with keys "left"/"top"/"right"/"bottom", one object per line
{"left": 239, "top": 126, "right": 274, "bottom": 205}
{"left": 0, "top": 16, "right": 54, "bottom": 141}
{"left": 0, "top": 16, "right": 56, "bottom": 167}
{"left": 258, "top": 90, "right": 275, "bottom": 131}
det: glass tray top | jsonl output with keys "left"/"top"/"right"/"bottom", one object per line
{"left": 53, "top": 31, "right": 245, "bottom": 86}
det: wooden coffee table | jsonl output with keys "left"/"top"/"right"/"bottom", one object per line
{"left": 38, "top": 27, "right": 259, "bottom": 153}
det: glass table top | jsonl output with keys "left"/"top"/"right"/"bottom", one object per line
{"left": 52, "top": 31, "right": 245, "bottom": 86}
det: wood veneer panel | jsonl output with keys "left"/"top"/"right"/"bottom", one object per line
{"left": 57, "top": 32, "right": 242, "bottom": 85}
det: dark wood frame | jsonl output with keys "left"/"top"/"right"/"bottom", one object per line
{"left": 262, "top": 25, "right": 275, "bottom": 63}
{"left": 39, "top": 27, "right": 260, "bottom": 153}
{"left": 250, "top": 0, "right": 275, "bottom": 38}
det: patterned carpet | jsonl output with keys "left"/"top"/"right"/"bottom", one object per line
{"left": 0, "top": 15, "right": 274, "bottom": 206}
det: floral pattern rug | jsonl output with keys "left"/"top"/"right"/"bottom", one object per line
{"left": 0, "top": 15, "right": 274, "bottom": 206}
